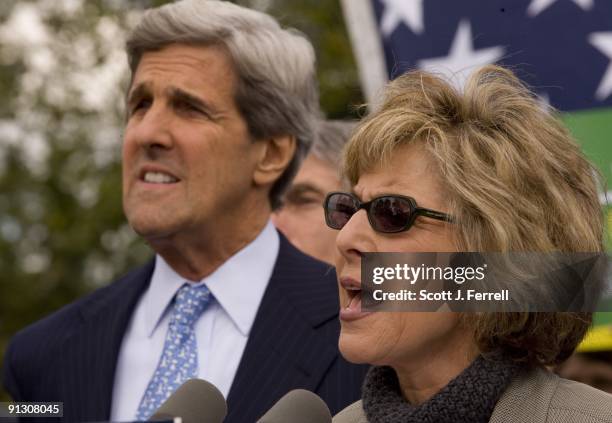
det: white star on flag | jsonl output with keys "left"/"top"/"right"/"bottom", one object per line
{"left": 417, "top": 20, "right": 505, "bottom": 90}
{"left": 589, "top": 32, "right": 612, "bottom": 101}
{"left": 380, "top": 0, "right": 424, "bottom": 36}
{"left": 527, "top": 0, "right": 594, "bottom": 17}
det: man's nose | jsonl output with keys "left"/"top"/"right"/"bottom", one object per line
{"left": 131, "top": 103, "right": 175, "bottom": 153}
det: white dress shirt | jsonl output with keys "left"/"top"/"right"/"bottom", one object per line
{"left": 110, "top": 221, "right": 279, "bottom": 421}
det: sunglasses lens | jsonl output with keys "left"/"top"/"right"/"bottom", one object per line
{"left": 325, "top": 193, "right": 358, "bottom": 229}
{"left": 370, "top": 196, "right": 414, "bottom": 232}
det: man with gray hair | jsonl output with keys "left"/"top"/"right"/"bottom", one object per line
{"left": 2, "top": 1, "right": 366, "bottom": 422}
{"left": 273, "top": 119, "right": 355, "bottom": 264}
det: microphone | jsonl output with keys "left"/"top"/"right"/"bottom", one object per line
{"left": 256, "top": 389, "right": 332, "bottom": 423}
{"left": 149, "top": 379, "right": 227, "bottom": 423}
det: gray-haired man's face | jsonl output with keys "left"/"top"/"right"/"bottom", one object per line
{"left": 272, "top": 154, "right": 342, "bottom": 264}
{"left": 121, "top": 43, "right": 262, "bottom": 246}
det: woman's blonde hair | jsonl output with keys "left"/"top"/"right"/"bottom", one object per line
{"left": 344, "top": 65, "right": 604, "bottom": 366}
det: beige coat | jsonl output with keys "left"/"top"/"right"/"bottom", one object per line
{"left": 333, "top": 367, "right": 612, "bottom": 423}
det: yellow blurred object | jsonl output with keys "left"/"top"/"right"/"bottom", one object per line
{"left": 578, "top": 325, "right": 612, "bottom": 352}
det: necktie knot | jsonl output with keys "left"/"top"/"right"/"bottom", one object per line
{"left": 171, "top": 283, "right": 212, "bottom": 328}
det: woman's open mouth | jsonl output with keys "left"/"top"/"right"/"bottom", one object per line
{"left": 339, "top": 277, "right": 373, "bottom": 321}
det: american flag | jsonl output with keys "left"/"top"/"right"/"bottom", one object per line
{"left": 342, "top": 0, "right": 612, "bottom": 111}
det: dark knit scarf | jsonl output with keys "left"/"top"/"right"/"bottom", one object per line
{"left": 361, "top": 355, "right": 522, "bottom": 423}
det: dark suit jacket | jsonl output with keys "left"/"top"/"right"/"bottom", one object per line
{"left": 3, "top": 234, "right": 368, "bottom": 422}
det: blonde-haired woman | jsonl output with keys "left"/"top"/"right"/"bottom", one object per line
{"left": 327, "top": 65, "right": 612, "bottom": 422}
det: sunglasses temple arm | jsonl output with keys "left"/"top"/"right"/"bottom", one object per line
{"left": 418, "top": 208, "right": 453, "bottom": 222}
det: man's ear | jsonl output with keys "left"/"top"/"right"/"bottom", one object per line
{"left": 253, "top": 135, "right": 297, "bottom": 187}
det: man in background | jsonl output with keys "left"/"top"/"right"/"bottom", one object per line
{"left": 273, "top": 120, "right": 354, "bottom": 264}
{"left": 2, "top": 1, "right": 366, "bottom": 422}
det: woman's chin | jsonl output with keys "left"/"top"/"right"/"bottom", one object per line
{"left": 339, "top": 331, "right": 376, "bottom": 364}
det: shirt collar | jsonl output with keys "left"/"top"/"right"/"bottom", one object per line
{"left": 143, "top": 220, "right": 280, "bottom": 337}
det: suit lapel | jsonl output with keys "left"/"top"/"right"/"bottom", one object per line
{"left": 59, "top": 259, "right": 154, "bottom": 422}
{"left": 226, "top": 234, "right": 340, "bottom": 422}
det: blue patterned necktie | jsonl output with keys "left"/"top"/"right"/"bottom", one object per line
{"left": 136, "top": 283, "right": 212, "bottom": 420}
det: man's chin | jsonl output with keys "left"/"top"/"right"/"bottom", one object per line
{"left": 127, "top": 218, "right": 180, "bottom": 243}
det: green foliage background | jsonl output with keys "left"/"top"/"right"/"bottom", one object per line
{"left": 0, "top": 0, "right": 363, "bottom": 400}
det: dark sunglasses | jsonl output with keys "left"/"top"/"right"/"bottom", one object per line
{"left": 323, "top": 191, "right": 452, "bottom": 233}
